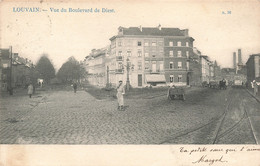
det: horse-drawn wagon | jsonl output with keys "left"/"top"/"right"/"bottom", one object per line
{"left": 167, "top": 86, "right": 185, "bottom": 100}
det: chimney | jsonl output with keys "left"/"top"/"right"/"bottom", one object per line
{"left": 238, "top": 49, "right": 242, "bottom": 65}
{"left": 181, "top": 29, "right": 189, "bottom": 36}
{"left": 118, "top": 26, "right": 123, "bottom": 35}
{"left": 139, "top": 25, "right": 142, "bottom": 32}
{"left": 158, "top": 24, "right": 161, "bottom": 30}
{"left": 233, "top": 52, "right": 237, "bottom": 69}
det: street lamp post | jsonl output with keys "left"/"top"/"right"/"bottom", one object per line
{"left": 124, "top": 57, "right": 134, "bottom": 91}
{"left": 107, "top": 66, "right": 109, "bottom": 85}
{"left": 106, "top": 66, "right": 111, "bottom": 89}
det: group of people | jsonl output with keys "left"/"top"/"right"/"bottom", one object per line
{"left": 219, "top": 78, "right": 227, "bottom": 89}
{"left": 26, "top": 81, "right": 78, "bottom": 99}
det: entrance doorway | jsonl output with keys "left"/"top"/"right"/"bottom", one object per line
{"left": 138, "top": 74, "right": 142, "bottom": 87}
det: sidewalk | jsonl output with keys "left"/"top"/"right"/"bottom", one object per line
{"left": 245, "top": 88, "right": 260, "bottom": 145}
{"left": 246, "top": 88, "right": 260, "bottom": 102}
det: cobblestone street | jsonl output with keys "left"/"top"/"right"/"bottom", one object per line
{"left": 0, "top": 87, "right": 259, "bottom": 144}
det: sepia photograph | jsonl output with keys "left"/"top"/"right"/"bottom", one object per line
{"left": 0, "top": 0, "right": 260, "bottom": 165}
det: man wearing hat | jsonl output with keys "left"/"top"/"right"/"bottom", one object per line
{"left": 117, "top": 80, "right": 125, "bottom": 111}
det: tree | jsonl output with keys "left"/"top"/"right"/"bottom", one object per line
{"left": 57, "top": 56, "right": 85, "bottom": 83}
{"left": 35, "top": 54, "right": 55, "bottom": 84}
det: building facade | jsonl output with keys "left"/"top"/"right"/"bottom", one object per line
{"left": 0, "top": 48, "right": 35, "bottom": 91}
{"left": 246, "top": 53, "right": 260, "bottom": 83}
{"left": 0, "top": 48, "right": 12, "bottom": 90}
{"left": 85, "top": 47, "right": 110, "bottom": 87}
{"left": 108, "top": 25, "right": 195, "bottom": 87}
{"left": 200, "top": 55, "right": 214, "bottom": 84}
{"left": 188, "top": 47, "right": 202, "bottom": 86}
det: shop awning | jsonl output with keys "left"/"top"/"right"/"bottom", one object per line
{"left": 145, "top": 74, "right": 166, "bottom": 83}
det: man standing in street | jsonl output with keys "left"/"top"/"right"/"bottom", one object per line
{"left": 251, "top": 80, "right": 258, "bottom": 96}
{"left": 73, "top": 82, "right": 77, "bottom": 93}
{"left": 117, "top": 80, "right": 125, "bottom": 111}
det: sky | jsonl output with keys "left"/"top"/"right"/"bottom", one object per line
{"left": 1, "top": 0, "right": 260, "bottom": 71}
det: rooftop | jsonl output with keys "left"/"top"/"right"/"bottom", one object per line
{"left": 110, "top": 26, "right": 193, "bottom": 40}
{"left": 121, "top": 26, "right": 186, "bottom": 36}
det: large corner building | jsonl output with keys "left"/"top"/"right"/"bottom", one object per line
{"left": 108, "top": 25, "right": 195, "bottom": 87}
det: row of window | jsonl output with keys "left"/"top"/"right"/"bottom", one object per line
{"left": 116, "top": 61, "right": 188, "bottom": 71}
{"left": 117, "top": 50, "right": 190, "bottom": 58}
{"left": 169, "top": 61, "right": 189, "bottom": 69}
{"left": 169, "top": 51, "right": 189, "bottom": 57}
{"left": 170, "top": 75, "right": 183, "bottom": 82}
{"left": 169, "top": 41, "right": 189, "bottom": 47}
{"left": 117, "top": 41, "right": 190, "bottom": 47}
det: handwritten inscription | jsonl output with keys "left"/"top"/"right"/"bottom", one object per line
{"left": 192, "top": 155, "right": 227, "bottom": 165}
{"left": 179, "top": 146, "right": 260, "bottom": 165}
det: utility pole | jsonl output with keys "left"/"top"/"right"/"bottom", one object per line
{"left": 106, "top": 66, "right": 110, "bottom": 88}
{"left": 9, "top": 46, "right": 13, "bottom": 95}
{"left": 125, "top": 57, "right": 135, "bottom": 91}
{"left": 126, "top": 58, "right": 130, "bottom": 91}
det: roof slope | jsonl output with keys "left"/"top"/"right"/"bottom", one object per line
{"left": 122, "top": 27, "right": 185, "bottom": 36}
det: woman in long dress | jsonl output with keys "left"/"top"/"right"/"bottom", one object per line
{"left": 117, "top": 80, "right": 125, "bottom": 111}
{"left": 28, "top": 84, "right": 34, "bottom": 98}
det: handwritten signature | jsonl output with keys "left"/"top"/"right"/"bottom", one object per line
{"left": 192, "top": 155, "right": 228, "bottom": 165}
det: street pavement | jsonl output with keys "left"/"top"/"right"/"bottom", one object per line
{"left": 0, "top": 86, "right": 259, "bottom": 144}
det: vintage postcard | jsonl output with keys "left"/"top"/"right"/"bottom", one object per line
{"left": 0, "top": 0, "right": 260, "bottom": 165}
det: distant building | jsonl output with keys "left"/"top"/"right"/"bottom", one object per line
{"left": 221, "top": 67, "right": 246, "bottom": 85}
{"left": 200, "top": 55, "right": 214, "bottom": 84}
{"left": 189, "top": 47, "right": 202, "bottom": 86}
{"left": 85, "top": 47, "right": 110, "bottom": 87}
{"left": 246, "top": 53, "right": 260, "bottom": 83}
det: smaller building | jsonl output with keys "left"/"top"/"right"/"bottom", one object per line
{"left": 12, "top": 53, "right": 35, "bottom": 87}
{"left": 0, "top": 48, "right": 36, "bottom": 91}
{"left": 0, "top": 48, "right": 12, "bottom": 90}
{"left": 187, "top": 47, "right": 201, "bottom": 86}
{"left": 246, "top": 53, "right": 260, "bottom": 83}
{"left": 200, "top": 55, "right": 214, "bottom": 84}
{"left": 85, "top": 47, "right": 110, "bottom": 87}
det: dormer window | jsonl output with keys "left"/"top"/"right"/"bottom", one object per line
{"left": 118, "top": 27, "right": 123, "bottom": 35}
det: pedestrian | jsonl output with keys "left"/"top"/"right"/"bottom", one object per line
{"left": 222, "top": 78, "right": 227, "bottom": 89}
{"left": 28, "top": 83, "right": 33, "bottom": 98}
{"left": 116, "top": 80, "right": 125, "bottom": 111}
{"left": 167, "top": 83, "right": 176, "bottom": 99}
{"left": 73, "top": 82, "right": 77, "bottom": 93}
{"left": 251, "top": 80, "right": 258, "bottom": 96}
